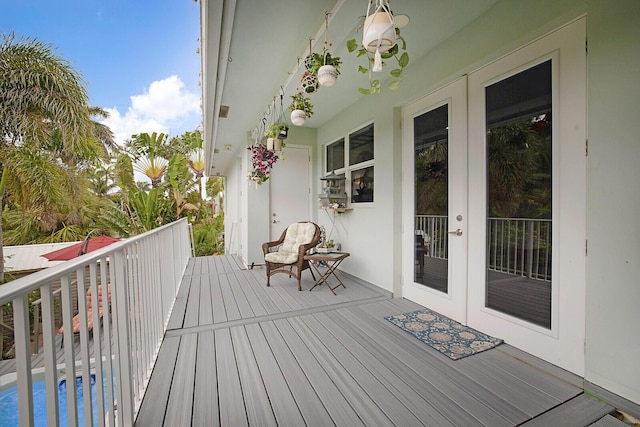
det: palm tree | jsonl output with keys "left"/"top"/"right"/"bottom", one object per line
{"left": 127, "top": 132, "right": 170, "bottom": 188}
{"left": 0, "top": 33, "right": 95, "bottom": 283}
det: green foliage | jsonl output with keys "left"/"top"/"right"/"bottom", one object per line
{"left": 309, "top": 51, "right": 342, "bottom": 75}
{"left": 264, "top": 123, "right": 288, "bottom": 139}
{"left": 288, "top": 93, "right": 314, "bottom": 117}
{"left": 346, "top": 28, "right": 409, "bottom": 94}
{"left": 192, "top": 214, "right": 225, "bottom": 256}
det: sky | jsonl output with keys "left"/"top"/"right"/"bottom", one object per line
{"left": 0, "top": 0, "right": 202, "bottom": 145}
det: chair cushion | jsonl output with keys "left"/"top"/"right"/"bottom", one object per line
{"left": 264, "top": 223, "right": 316, "bottom": 265}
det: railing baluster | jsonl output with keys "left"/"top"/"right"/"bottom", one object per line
{"left": 61, "top": 275, "right": 79, "bottom": 427}
{"left": 41, "top": 283, "right": 60, "bottom": 426}
{"left": 13, "top": 293, "right": 34, "bottom": 426}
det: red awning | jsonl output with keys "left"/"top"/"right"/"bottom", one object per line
{"left": 41, "top": 236, "right": 121, "bottom": 261}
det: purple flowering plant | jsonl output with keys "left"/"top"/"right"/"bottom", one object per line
{"left": 247, "top": 142, "right": 279, "bottom": 185}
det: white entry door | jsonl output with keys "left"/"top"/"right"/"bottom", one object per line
{"left": 402, "top": 77, "right": 468, "bottom": 323}
{"left": 269, "top": 145, "right": 312, "bottom": 239}
{"left": 466, "top": 18, "right": 587, "bottom": 375}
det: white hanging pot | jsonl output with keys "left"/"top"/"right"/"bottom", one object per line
{"left": 267, "top": 137, "right": 276, "bottom": 151}
{"left": 318, "top": 64, "right": 338, "bottom": 87}
{"left": 363, "top": 10, "right": 396, "bottom": 54}
{"left": 290, "top": 109, "right": 306, "bottom": 126}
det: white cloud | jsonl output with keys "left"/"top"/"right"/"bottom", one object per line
{"left": 100, "top": 75, "right": 201, "bottom": 145}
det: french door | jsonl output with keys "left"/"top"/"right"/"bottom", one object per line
{"left": 402, "top": 77, "right": 468, "bottom": 323}
{"left": 403, "top": 18, "right": 586, "bottom": 375}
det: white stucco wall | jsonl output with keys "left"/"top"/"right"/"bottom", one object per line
{"left": 584, "top": 0, "right": 640, "bottom": 405}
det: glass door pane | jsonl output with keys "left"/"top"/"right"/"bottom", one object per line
{"left": 414, "top": 104, "right": 448, "bottom": 292}
{"left": 485, "top": 60, "right": 552, "bottom": 328}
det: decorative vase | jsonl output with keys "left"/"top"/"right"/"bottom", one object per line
{"left": 363, "top": 12, "right": 396, "bottom": 54}
{"left": 267, "top": 137, "right": 276, "bottom": 151}
{"left": 318, "top": 64, "right": 338, "bottom": 87}
{"left": 290, "top": 110, "right": 306, "bottom": 126}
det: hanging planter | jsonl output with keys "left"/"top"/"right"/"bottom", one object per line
{"left": 310, "top": 52, "right": 342, "bottom": 88}
{"left": 289, "top": 92, "right": 314, "bottom": 127}
{"left": 362, "top": 4, "right": 396, "bottom": 57}
{"left": 346, "top": 0, "right": 410, "bottom": 95}
{"left": 310, "top": 13, "right": 342, "bottom": 88}
{"left": 301, "top": 70, "right": 319, "bottom": 94}
{"left": 264, "top": 122, "right": 288, "bottom": 151}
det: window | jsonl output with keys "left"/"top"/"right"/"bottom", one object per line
{"left": 324, "top": 123, "right": 374, "bottom": 204}
{"left": 326, "top": 138, "right": 344, "bottom": 173}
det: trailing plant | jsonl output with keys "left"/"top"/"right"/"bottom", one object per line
{"left": 289, "top": 92, "right": 314, "bottom": 117}
{"left": 247, "top": 143, "right": 279, "bottom": 185}
{"left": 346, "top": 26, "right": 409, "bottom": 95}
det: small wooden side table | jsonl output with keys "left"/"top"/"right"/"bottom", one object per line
{"left": 303, "top": 252, "right": 350, "bottom": 295}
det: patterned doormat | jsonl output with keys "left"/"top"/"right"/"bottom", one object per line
{"left": 384, "top": 309, "right": 503, "bottom": 360}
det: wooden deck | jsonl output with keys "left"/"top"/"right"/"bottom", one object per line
{"left": 135, "top": 255, "right": 589, "bottom": 426}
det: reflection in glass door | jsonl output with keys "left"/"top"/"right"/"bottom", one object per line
{"left": 414, "top": 105, "right": 449, "bottom": 293}
{"left": 485, "top": 60, "right": 552, "bottom": 328}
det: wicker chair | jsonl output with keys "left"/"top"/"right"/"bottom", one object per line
{"left": 262, "top": 222, "right": 321, "bottom": 291}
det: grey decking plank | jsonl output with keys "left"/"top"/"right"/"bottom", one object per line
{"left": 272, "top": 318, "right": 365, "bottom": 426}
{"left": 135, "top": 336, "right": 181, "bottom": 425}
{"left": 183, "top": 257, "right": 196, "bottom": 276}
{"left": 287, "top": 315, "right": 395, "bottom": 426}
{"left": 521, "top": 394, "right": 615, "bottom": 426}
{"left": 329, "top": 308, "right": 480, "bottom": 426}
{"left": 182, "top": 276, "right": 201, "bottom": 328}
{"left": 164, "top": 334, "right": 198, "bottom": 426}
{"left": 309, "top": 311, "right": 456, "bottom": 426}
{"left": 243, "top": 323, "right": 305, "bottom": 426}
{"left": 166, "top": 277, "right": 193, "bottom": 330}
{"left": 209, "top": 274, "right": 228, "bottom": 324}
{"left": 230, "top": 326, "right": 277, "bottom": 425}
{"left": 230, "top": 271, "right": 269, "bottom": 317}
{"left": 192, "top": 331, "right": 219, "bottom": 427}
{"left": 297, "top": 313, "right": 430, "bottom": 426}
{"left": 354, "top": 301, "right": 541, "bottom": 425}
{"left": 198, "top": 274, "right": 214, "bottom": 326}
{"left": 239, "top": 270, "right": 284, "bottom": 315}
{"left": 259, "top": 321, "right": 336, "bottom": 426}
{"left": 226, "top": 272, "right": 255, "bottom": 319}
{"left": 218, "top": 273, "right": 241, "bottom": 321}
{"left": 336, "top": 305, "right": 516, "bottom": 426}
{"left": 215, "top": 328, "right": 248, "bottom": 426}
{"left": 590, "top": 415, "right": 629, "bottom": 426}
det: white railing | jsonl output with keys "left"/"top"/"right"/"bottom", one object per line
{"left": 487, "top": 217, "right": 551, "bottom": 281}
{"left": 415, "top": 215, "right": 448, "bottom": 259}
{"left": 0, "top": 218, "right": 192, "bottom": 426}
{"left": 415, "top": 215, "right": 552, "bottom": 281}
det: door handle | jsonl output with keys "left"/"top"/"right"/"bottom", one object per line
{"left": 272, "top": 219, "right": 280, "bottom": 224}
{"left": 448, "top": 229, "right": 463, "bottom": 236}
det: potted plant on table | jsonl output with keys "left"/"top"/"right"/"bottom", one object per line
{"left": 289, "top": 92, "right": 314, "bottom": 126}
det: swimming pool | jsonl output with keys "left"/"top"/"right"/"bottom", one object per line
{"left": 0, "top": 373, "right": 110, "bottom": 426}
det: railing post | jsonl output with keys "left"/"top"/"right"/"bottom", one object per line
{"left": 13, "top": 294, "right": 34, "bottom": 426}
{"left": 40, "top": 284, "right": 60, "bottom": 426}
{"left": 112, "top": 248, "right": 135, "bottom": 425}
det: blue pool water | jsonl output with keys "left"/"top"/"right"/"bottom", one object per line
{"left": 0, "top": 374, "right": 110, "bottom": 426}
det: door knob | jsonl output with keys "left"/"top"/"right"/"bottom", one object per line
{"left": 448, "top": 229, "right": 463, "bottom": 236}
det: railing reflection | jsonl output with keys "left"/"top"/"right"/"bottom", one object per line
{"left": 415, "top": 215, "right": 552, "bottom": 281}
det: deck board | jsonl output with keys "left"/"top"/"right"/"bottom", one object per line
{"left": 133, "top": 255, "right": 584, "bottom": 426}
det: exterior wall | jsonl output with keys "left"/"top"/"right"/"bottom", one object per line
{"left": 227, "top": 0, "right": 639, "bottom": 405}
{"left": 314, "top": 0, "right": 639, "bottom": 405}
{"left": 584, "top": 0, "right": 640, "bottom": 405}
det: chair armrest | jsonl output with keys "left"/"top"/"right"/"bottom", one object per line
{"left": 262, "top": 241, "right": 282, "bottom": 255}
